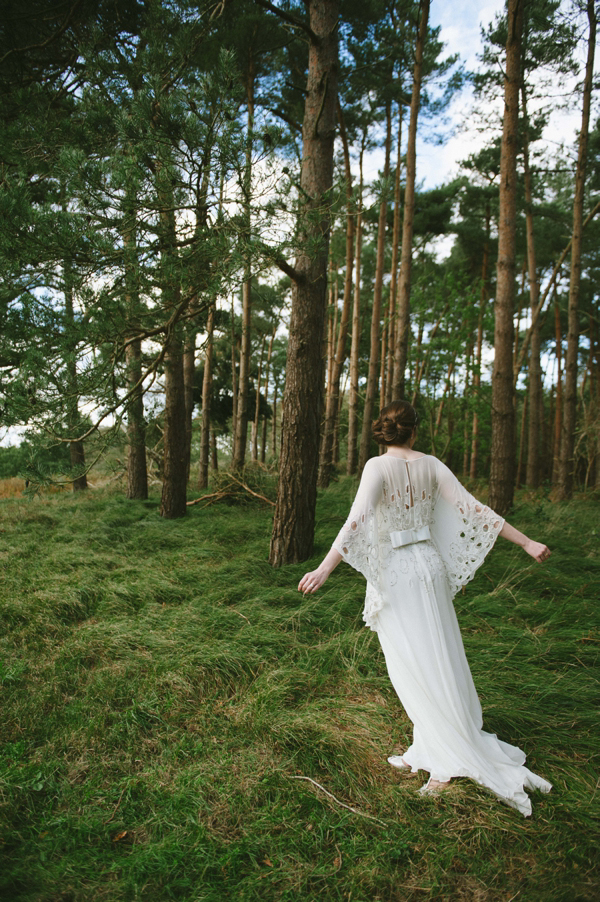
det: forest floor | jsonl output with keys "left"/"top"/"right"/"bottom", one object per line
{"left": 0, "top": 474, "right": 598, "bottom": 902}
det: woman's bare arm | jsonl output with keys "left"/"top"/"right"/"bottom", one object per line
{"left": 298, "top": 547, "right": 343, "bottom": 594}
{"left": 499, "top": 521, "right": 551, "bottom": 563}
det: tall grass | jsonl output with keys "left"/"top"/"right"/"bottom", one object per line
{"left": 0, "top": 479, "right": 598, "bottom": 901}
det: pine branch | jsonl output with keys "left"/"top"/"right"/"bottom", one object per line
{"left": 253, "top": 0, "right": 317, "bottom": 41}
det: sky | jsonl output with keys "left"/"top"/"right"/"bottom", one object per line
{"left": 415, "top": 0, "right": 506, "bottom": 188}
{"left": 364, "top": 0, "right": 597, "bottom": 191}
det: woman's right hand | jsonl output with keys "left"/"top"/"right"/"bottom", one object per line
{"left": 298, "top": 567, "right": 328, "bottom": 595}
{"left": 524, "top": 540, "right": 551, "bottom": 563}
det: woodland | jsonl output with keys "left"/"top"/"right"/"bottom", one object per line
{"left": 1, "top": 4, "right": 600, "bottom": 900}
{"left": 0, "top": 0, "right": 599, "bottom": 562}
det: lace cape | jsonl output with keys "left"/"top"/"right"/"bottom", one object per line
{"left": 333, "top": 455, "right": 504, "bottom": 629}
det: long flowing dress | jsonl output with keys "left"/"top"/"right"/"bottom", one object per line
{"left": 333, "top": 453, "right": 551, "bottom": 816}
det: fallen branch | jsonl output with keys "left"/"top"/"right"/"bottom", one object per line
{"left": 227, "top": 472, "right": 275, "bottom": 506}
{"left": 186, "top": 490, "right": 229, "bottom": 507}
{"left": 289, "top": 775, "right": 387, "bottom": 825}
{"left": 186, "top": 475, "right": 275, "bottom": 508}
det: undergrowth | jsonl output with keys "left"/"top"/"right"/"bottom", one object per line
{"left": 0, "top": 478, "right": 598, "bottom": 901}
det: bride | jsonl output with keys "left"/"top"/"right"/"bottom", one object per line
{"left": 299, "top": 400, "right": 552, "bottom": 816}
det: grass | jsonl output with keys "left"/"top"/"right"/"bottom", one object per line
{"left": 0, "top": 474, "right": 598, "bottom": 901}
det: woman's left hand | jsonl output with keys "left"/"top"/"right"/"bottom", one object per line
{"left": 524, "top": 540, "right": 551, "bottom": 563}
{"left": 298, "top": 567, "right": 327, "bottom": 594}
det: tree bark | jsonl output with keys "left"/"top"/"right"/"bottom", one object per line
{"left": 593, "top": 315, "right": 600, "bottom": 490}
{"left": 122, "top": 183, "right": 148, "bottom": 501}
{"left": 261, "top": 329, "right": 274, "bottom": 463}
{"left": 271, "top": 379, "right": 278, "bottom": 459}
{"left": 231, "top": 295, "right": 238, "bottom": 432}
{"left": 252, "top": 333, "right": 267, "bottom": 461}
{"left": 158, "top": 164, "right": 187, "bottom": 519}
{"left": 198, "top": 302, "right": 215, "bottom": 489}
{"left": 269, "top": 0, "right": 339, "bottom": 566}
{"left": 552, "top": 293, "right": 563, "bottom": 485}
{"left": 183, "top": 329, "right": 196, "bottom": 483}
{"left": 211, "top": 429, "right": 218, "bottom": 471}
{"left": 516, "top": 393, "right": 527, "bottom": 488}
{"left": 391, "top": 0, "right": 429, "bottom": 400}
{"left": 160, "top": 326, "right": 187, "bottom": 518}
{"left": 346, "top": 141, "right": 364, "bottom": 476}
{"left": 470, "top": 204, "right": 490, "bottom": 479}
{"left": 358, "top": 99, "right": 392, "bottom": 474}
{"left": 318, "top": 100, "right": 355, "bottom": 488}
{"left": 385, "top": 104, "right": 403, "bottom": 406}
{"left": 64, "top": 275, "right": 88, "bottom": 492}
{"left": 488, "top": 0, "right": 523, "bottom": 515}
{"left": 557, "top": 0, "right": 596, "bottom": 499}
{"left": 232, "top": 64, "right": 255, "bottom": 471}
{"left": 521, "top": 84, "right": 543, "bottom": 488}
{"left": 61, "top": 185, "right": 88, "bottom": 493}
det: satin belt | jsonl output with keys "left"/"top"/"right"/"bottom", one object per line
{"left": 389, "top": 524, "right": 431, "bottom": 548}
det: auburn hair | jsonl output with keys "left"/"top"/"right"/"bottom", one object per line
{"left": 372, "top": 400, "right": 419, "bottom": 446}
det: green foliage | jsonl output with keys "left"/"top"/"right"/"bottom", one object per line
{"left": 0, "top": 483, "right": 598, "bottom": 900}
{"left": 0, "top": 440, "right": 70, "bottom": 479}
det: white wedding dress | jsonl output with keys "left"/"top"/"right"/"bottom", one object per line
{"left": 333, "top": 453, "right": 551, "bottom": 816}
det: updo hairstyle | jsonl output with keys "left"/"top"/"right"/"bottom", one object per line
{"left": 372, "top": 400, "right": 418, "bottom": 447}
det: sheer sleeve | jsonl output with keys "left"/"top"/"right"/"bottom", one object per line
{"left": 430, "top": 459, "right": 505, "bottom": 598}
{"left": 332, "top": 457, "right": 384, "bottom": 585}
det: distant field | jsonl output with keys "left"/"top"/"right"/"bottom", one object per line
{"left": 0, "top": 478, "right": 598, "bottom": 901}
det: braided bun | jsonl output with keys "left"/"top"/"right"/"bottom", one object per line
{"left": 372, "top": 400, "right": 418, "bottom": 447}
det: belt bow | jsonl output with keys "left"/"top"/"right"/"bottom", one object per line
{"left": 390, "top": 524, "right": 431, "bottom": 548}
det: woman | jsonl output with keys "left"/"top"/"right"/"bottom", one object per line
{"left": 299, "top": 400, "right": 552, "bottom": 816}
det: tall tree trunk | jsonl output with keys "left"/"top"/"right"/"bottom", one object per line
{"left": 552, "top": 293, "right": 563, "bottom": 484}
{"left": 488, "top": 0, "right": 523, "bottom": 515}
{"left": 593, "top": 315, "right": 600, "bottom": 490}
{"left": 391, "top": 0, "right": 429, "bottom": 400}
{"left": 158, "top": 163, "right": 187, "bottom": 519}
{"left": 271, "top": 379, "right": 278, "bottom": 459}
{"left": 61, "top": 185, "right": 87, "bottom": 493}
{"left": 198, "top": 302, "right": 215, "bottom": 489}
{"left": 125, "top": 336, "right": 147, "bottom": 500}
{"left": 516, "top": 393, "right": 527, "bottom": 488}
{"left": 462, "top": 333, "right": 472, "bottom": 477}
{"left": 318, "top": 101, "right": 355, "bottom": 487}
{"left": 557, "top": 0, "right": 596, "bottom": 499}
{"left": 64, "top": 266, "right": 88, "bottom": 492}
{"left": 385, "top": 104, "right": 404, "bottom": 406}
{"left": 252, "top": 334, "right": 267, "bottom": 461}
{"left": 358, "top": 99, "right": 392, "bottom": 474}
{"left": 470, "top": 204, "right": 490, "bottom": 479}
{"left": 183, "top": 330, "right": 196, "bottom": 483}
{"left": 161, "top": 326, "right": 187, "bottom": 518}
{"left": 269, "top": 0, "right": 339, "bottom": 566}
{"left": 379, "top": 302, "right": 388, "bottom": 410}
{"left": 122, "top": 182, "right": 148, "bottom": 501}
{"left": 514, "top": 260, "right": 526, "bottom": 367}
{"left": 346, "top": 141, "right": 364, "bottom": 476}
{"left": 522, "top": 84, "right": 543, "bottom": 488}
{"left": 232, "top": 65, "right": 255, "bottom": 471}
{"left": 182, "top": 148, "right": 211, "bottom": 486}
{"left": 261, "top": 329, "right": 274, "bottom": 463}
{"left": 231, "top": 295, "right": 238, "bottom": 432}
{"left": 433, "top": 356, "right": 456, "bottom": 437}
{"left": 211, "top": 429, "right": 218, "bottom": 471}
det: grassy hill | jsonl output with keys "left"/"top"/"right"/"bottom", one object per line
{"left": 0, "top": 478, "right": 598, "bottom": 901}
